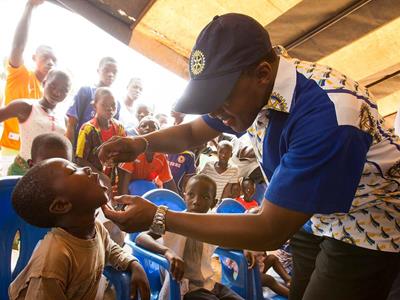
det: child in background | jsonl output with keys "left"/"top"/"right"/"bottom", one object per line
{"left": 119, "top": 77, "right": 143, "bottom": 136}
{"left": 136, "top": 174, "right": 243, "bottom": 300}
{"left": 118, "top": 116, "right": 178, "bottom": 195}
{"left": 168, "top": 150, "right": 197, "bottom": 196}
{"left": 200, "top": 140, "right": 239, "bottom": 201}
{"left": 75, "top": 87, "right": 125, "bottom": 190}
{"left": 136, "top": 103, "right": 153, "bottom": 123}
{"left": 66, "top": 57, "right": 120, "bottom": 147}
{"left": 0, "top": 69, "right": 70, "bottom": 175}
{"left": 155, "top": 113, "right": 169, "bottom": 129}
{"left": 235, "top": 178, "right": 259, "bottom": 210}
{"left": 9, "top": 158, "right": 150, "bottom": 300}
{"left": 29, "top": 133, "right": 72, "bottom": 166}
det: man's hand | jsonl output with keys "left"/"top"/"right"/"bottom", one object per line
{"left": 129, "top": 260, "right": 150, "bottom": 300}
{"left": 164, "top": 249, "right": 185, "bottom": 281}
{"left": 97, "top": 136, "right": 147, "bottom": 165}
{"left": 101, "top": 195, "right": 157, "bottom": 233}
{"left": 28, "top": 0, "right": 45, "bottom": 6}
{"left": 244, "top": 250, "right": 257, "bottom": 269}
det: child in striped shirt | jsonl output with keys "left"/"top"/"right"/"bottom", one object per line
{"left": 200, "top": 140, "right": 239, "bottom": 201}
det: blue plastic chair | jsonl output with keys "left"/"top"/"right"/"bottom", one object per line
{"left": 129, "top": 180, "right": 157, "bottom": 196}
{"left": 142, "top": 189, "right": 187, "bottom": 211}
{"left": 0, "top": 176, "right": 131, "bottom": 300}
{"left": 216, "top": 198, "right": 254, "bottom": 298}
{"left": 125, "top": 189, "right": 186, "bottom": 300}
{"left": 217, "top": 198, "right": 246, "bottom": 214}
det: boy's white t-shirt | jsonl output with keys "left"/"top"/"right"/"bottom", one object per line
{"left": 158, "top": 231, "right": 217, "bottom": 300}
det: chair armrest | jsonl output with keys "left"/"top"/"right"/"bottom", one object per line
{"left": 103, "top": 266, "right": 131, "bottom": 300}
{"left": 125, "top": 240, "right": 171, "bottom": 271}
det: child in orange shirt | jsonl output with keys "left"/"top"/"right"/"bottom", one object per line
{"left": 118, "top": 116, "right": 177, "bottom": 195}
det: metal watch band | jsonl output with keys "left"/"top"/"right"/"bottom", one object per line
{"left": 149, "top": 205, "right": 169, "bottom": 235}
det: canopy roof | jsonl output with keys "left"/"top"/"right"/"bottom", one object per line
{"left": 51, "top": 0, "right": 400, "bottom": 122}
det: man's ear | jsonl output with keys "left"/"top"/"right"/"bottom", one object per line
{"left": 255, "top": 61, "right": 273, "bottom": 85}
{"left": 49, "top": 196, "right": 72, "bottom": 214}
{"left": 32, "top": 54, "right": 36, "bottom": 62}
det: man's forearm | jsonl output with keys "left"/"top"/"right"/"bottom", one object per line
{"left": 165, "top": 200, "right": 310, "bottom": 251}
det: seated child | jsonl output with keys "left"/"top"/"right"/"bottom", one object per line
{"left": 235, "top": 178, "right": 259, "bottom": 210}
{"left": 135, "top": 174, "right": 243, "bottom": 300}
{"left": 75, "top": 87, "right": 126, "bottom": 190}
{"left": 200, "top": 140, "right": 239, "bottom": 201}
{"left": 9, "top": 158, "right": 150, "bottom": 300}
{"left": 0, "top": 69, "right": 71, "bottom": 175}
{"left": 118, "top": 116, "right": 178, "bottom": 194}
{"left": 245, "top": 250, "right": 291, "bottom": 297}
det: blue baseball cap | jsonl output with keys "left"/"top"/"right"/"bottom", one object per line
{"left": 175, "top": 13, "right": 272, "bottom": 115}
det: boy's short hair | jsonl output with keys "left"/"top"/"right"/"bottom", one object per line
{"left": 138, "top": 116, "right": 160, "bottom": 130}
{"left": 187, "top": 174, "right": 217, "bottom": 200}
{"left": 98, "top": 56, "right": 117, "bottom": 68}
{"left": 12, "top": 162, "right": 58, "bottom": 228}
{"left": 241, "top": 177, "right": 255, "bottom": 185}
{"left": 218, "top": 140, "right": 233, "bottom": 150}
{"left": 44, "top": 68, "right": 71, "bottom": 83}
{"left": 31, "top": 133, "right": 72, "bottom": 161}
{"left": 93, "top": 87, "right": 114, "bottom": 104}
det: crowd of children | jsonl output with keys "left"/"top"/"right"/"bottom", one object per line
{"left": 0, "top": 1, "right": 294, "bottom": 299}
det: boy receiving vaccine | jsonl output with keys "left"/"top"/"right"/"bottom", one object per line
{"left": 9, "top": 158, "right": 150, "bottom": 300}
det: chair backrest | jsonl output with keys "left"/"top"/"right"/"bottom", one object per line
{"left": 217, "top": 198, "right": 246, "bottom": 214}
{"left": 215, "top": 199, "right": 253, "bottom": 298}
{"left": 0, "top": 176, "right": 49, "bottom": 300}
{"left": 128, "top": 189, "right": 186, "bottom": 300}
{"left": 142, "top": 189, "right": 187, "bottom": 212}
{"left": 128, "top": 180, "right": 157, "bottom": 196}
{"left": 128, "top": 189, "right": 187, "bottom": 243}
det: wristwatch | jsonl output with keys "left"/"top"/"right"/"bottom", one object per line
{"left": 149, "top": 205, "right": 169, "bottom": 235}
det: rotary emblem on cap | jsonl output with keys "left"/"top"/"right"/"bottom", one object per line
{"left": 190, "top": 50, "right": 205, "bottom": 76}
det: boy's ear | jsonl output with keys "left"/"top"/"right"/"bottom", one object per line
{"left": 210, "top": 198, "right": 218, "bottom": 209}
{"left": 49, "top": 196, "right": 72, "bottom": 214}
{"left": 27, "top": 159, "right": 34, "bottom": 168}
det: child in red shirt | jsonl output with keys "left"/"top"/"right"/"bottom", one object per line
{"left": 75, "top": 87, "right": 126, "bottom": 190}
{"left": 118, "top": 116, "right": 178, "bottom": 195}
{"left": 235, "top": 177, "right": 259, "bottom": 210}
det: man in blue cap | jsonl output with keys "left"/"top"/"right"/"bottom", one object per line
{"left": 99, "top": 13, "right": 400, "bottom": 299}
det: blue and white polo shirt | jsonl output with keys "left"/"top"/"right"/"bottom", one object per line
{"left": 203, "top": 55, "right": 400, "bottom": 252}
